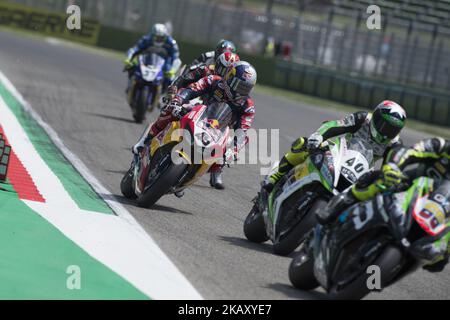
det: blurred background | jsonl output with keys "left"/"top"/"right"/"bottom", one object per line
{"left": 4, "top": 0, "right": 450, "bottom": 126}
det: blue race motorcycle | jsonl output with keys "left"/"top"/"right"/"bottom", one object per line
{"left": 126, "top": 52, "right": 165, "bottom": 123}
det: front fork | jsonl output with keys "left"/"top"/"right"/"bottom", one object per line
{"left": 253, "top": 187, "right": 270, "bottom": 213}
{"left": 131, "top": 154, "right": 140, "bottom": 192}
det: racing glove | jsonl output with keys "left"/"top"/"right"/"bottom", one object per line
{"left": 124, "top": 58, "right": 134, "bottom": 70}
{"left": 307, "top": 133, "right": 323, "bottom": 150}
{"left": 168, "top": 96, "right": 187, "bottom": 119}
{"left": 164, "top": 68, "right": 176, "bottom": 79}
{"left": 167, "top": 85, "right": 178, "bottom": 96}
{"left": 381, "top": 163, "right": 404, "bottom": 188}
{"left": 171, "top": 105, "right": 186, "bottom": 119}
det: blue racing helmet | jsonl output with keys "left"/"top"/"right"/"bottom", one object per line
{"left": 151, "top": 23, "right": 168, "bottom": 46}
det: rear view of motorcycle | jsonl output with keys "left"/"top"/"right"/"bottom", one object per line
{"left": 289, "top": 176, "right": 447, "bottom": 299}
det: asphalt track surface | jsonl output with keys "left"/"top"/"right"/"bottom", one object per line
{"left": 1, "top": 30, "right": 448, "bottom": 300}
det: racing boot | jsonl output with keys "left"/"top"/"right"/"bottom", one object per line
{"left": 132, "top": 127, "right": 153, "bottom": 155}
{"left": 210, "top": 171, "right": 225, "bottom": 190}
{"left": 263, "top": 137, "right": 309, "bottom": 193}
{"left": 174, "top": 190, "right": 185, "bottom": 198}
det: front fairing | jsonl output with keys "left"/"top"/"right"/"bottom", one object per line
{"left": 134, "top": 142, "right": 174, "bottom": 196}
{"left": 314, "top": 179, "right": 432, "bottom": 291}
{"left": 179, "top": 103, "right": 232, "bottom": 164}
{"left": 264, "top": 135, "right": 373, "bottom": 243}
{"left": 265, "top": 159, "right": 323, "bottom": 240}
{"left": 264, "top": 140, "right": 338, "bottom": 241}
{"left": 314, "top": 195, "right": 396, "bottom": 290}
{"left": 137, "top": 53, "right": 165, "bottom": 83}
{"left": 325, "top": 135, "right": 373, "bottom": 192}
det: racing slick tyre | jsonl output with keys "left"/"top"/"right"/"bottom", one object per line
{"left": 133, "top": 87, "right": 149, "bottom": 124}
{"left": 244, "top": 205, "right": 269, "bottom": 243}
{"left": 120, "top": 167, "right": 137, "bottom": 199}
{"left": 273, "top": 199, "right": 327, "bottom": 256}
{"left": 137, "top": 163, "right": 188, "bottom": 208}
{"left": 289, "top": 250, "right": 319, "bottom": 290}
{"left": 329, "top": 245, "right": 403, "bottom": 300}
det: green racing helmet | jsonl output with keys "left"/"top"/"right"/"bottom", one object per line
{"left": 215, "top": 39, "right": 237, "bottom": 59}
{"left": 370, "top": 100, "right": 407, "bottom": 144}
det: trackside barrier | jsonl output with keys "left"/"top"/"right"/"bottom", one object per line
{"left": 96, "top": 25, "right": 277, "bottom": 87}
{"left": 0, "top": 1, "right": 100, "bottom": 45}
{"left": 1, "top": 1, "right": 447, "bottom": 127}
{"left": 274, "top": 61, "right": 450, "bottom": 127}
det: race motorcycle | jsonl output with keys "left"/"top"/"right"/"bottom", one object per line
{"left": 126, "top": 52, "right": 165, "bottom": 123}
{"left": 120, "top": 102, "right": 233, "bottom": 208}
{"left": 289, "top": 176, "right": 448, "bottom": 299}
{"left": 243, "top": 135, "right": 373, "bottom": 256}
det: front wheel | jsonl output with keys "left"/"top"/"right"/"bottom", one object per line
{"left": 120, "top": 166, "right": 137, "bottom": 199}
{"left": 329, "top": 245, "right": 404, "bottom": 300}
{"left": 289, "top": 250, "right": 319, "bottom": 290}
{"left": 273, "top": 199, "right": 327, "bottom": 256}
{"left": 243, "top": 204, "right": 269, "bottom": 243}
{"left": 133, "top": 87, "right": 148, "bottom": 124}
{"left": 137, "top": 163, "right": 188, "bottom": 208}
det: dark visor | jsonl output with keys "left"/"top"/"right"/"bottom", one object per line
{"left": 373, "top": 115, "right": 401, "bottom": 139}
{"left": 154, "top": 35, "right": 165, "bottom": 43}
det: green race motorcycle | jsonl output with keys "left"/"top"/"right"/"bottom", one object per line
{"left": 244, "top": 135, "right": 374, "bottom": 255}
{"left": 289, "top": 176, "right": 449, "bottom": 299}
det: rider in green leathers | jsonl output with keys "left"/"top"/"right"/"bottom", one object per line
{"left": 264, "top": 101, "right": 407, "bottom": 192}
{"left": 319, "top": 137, "right": 450, "bottom": 273}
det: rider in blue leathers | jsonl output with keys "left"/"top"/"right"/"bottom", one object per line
{"left": 124, "top": 23, "right": 180, "bottom": 94}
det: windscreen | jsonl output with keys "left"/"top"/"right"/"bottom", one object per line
{"left": 142, "top": 53, "right": 165, "bottom": 69}
{"left": 347, "top": 137, "right": 374, "bottom": 166}
{"left": 201, "top": 102, "right": 233, "bottom": 130}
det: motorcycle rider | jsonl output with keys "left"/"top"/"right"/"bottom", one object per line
{"left": 124, "top": 23, "right": 180, "bottom": 95}
{"left": 132, "top": 61, "right": 257, "bottom": 190}
{"left": 263, "top": 101, "right": 407, "bottom": 192}
{"left": 172, "top": 52, "right": 240, "bottom": 91}
{"left": 189, "top": 39, "right": 237, "bottom": 68}
{"left": 166, "top": 40, "right": 238, "bottom": 99}
{"left": 319, "top": 137, "right": 450, "bottom": 273}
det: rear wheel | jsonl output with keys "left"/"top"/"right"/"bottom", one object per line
{"left": 289, "top": 250, "right": 319, "bottom": 290}
{"left": 273, "top": 199, "right": 327, "bottom": 256}
{"left": 120, "top": 167, "right": 137, "bottom": 199}
{"left": 329, "top": 245, "right": 403, "bottom": 300}
{"left": 137, "top": 163, "right": 188, "bottom": 208}
{"left": 243, "top": 204, "right": 269, "bottom": 243}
